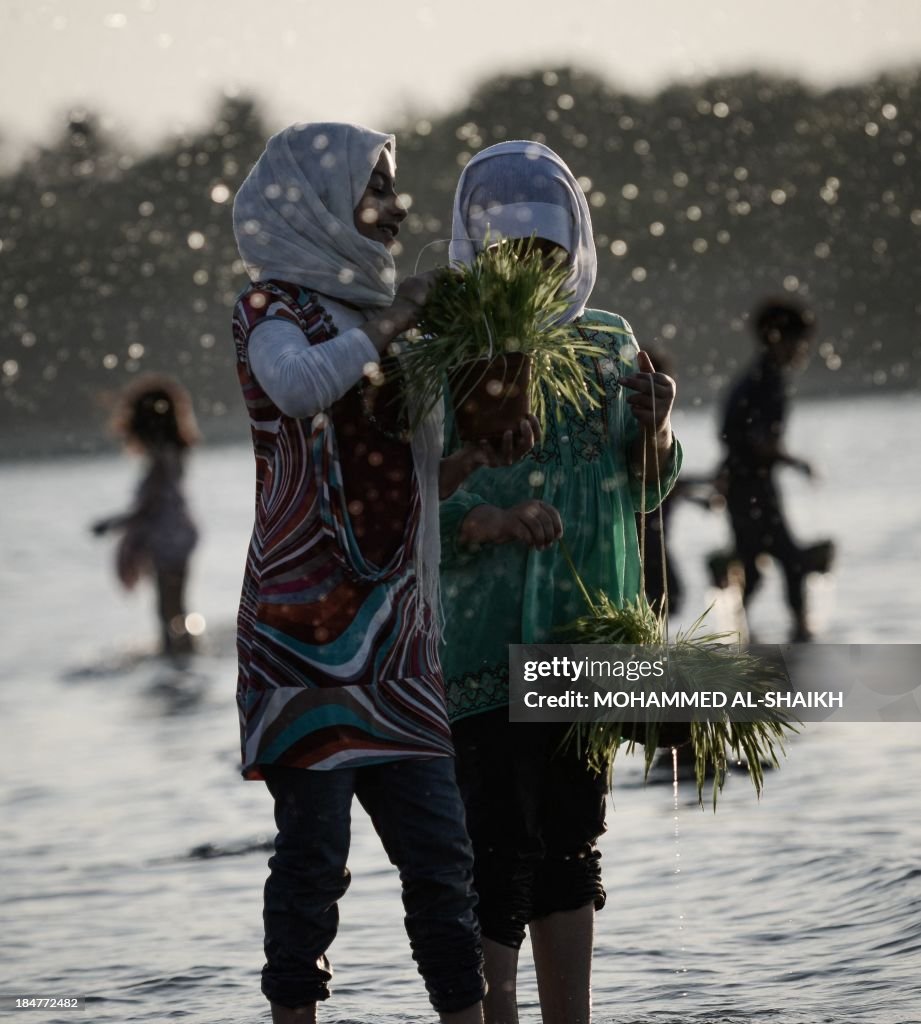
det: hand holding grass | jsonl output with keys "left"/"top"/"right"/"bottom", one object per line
{"left": 363, "top": 269, "right": 444, "bottom": 354}
{"left": 620, "top": 350, "right": 677, "bottom": 478}
{"left": 439, "top": 414, "right": 541, "bottom": 499}
{"left": 619, "top": 350, "right": 676, "bottom": 434}
{"left": 460, "top": 498, "right": 563, "bottom": 550}
{"left": 471, "top": 413, "right": 541, "bottom": 468}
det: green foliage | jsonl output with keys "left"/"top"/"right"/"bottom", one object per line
{"left": 558, "top": 549, "right": 798, "bottom": 809}
{"left": 0, "top": 96, "right": 266, "bottom": 453}
{"left": 561, "top": 595, "right": 665, "bottom": 647}
{"left": 2, "top": 67, "right": 920, "bottom": 453}
{"left": 401, "top": 238, "right": 604, "bottom": 428}
{"left": 396, "top": 66, "right": 921, "bottom": 402}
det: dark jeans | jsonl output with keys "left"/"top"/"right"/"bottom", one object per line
{"left": 261, "top": 758, "right": 485, "bottom": 1013}
{"left": 452, "top": 711, "right": 608, "bottom": 949}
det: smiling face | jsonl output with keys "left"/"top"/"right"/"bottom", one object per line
{"left": 353, "top": 148, "right": 406, "bottom": 250}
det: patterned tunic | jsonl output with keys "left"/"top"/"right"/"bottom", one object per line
{"left": 232, "top": 281, "right": 454, "bottom": 777}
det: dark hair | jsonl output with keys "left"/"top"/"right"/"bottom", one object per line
{"left": 111, "top": 374, "right": 200, "bottom": 452}
{"left": 752, "top": 298, "right": 816, "bottom": 347}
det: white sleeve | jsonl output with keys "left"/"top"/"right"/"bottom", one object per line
{"left": 248, "top": 318, "right": 380, "bottom": 419}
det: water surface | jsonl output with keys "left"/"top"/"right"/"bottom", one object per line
{"left": 2, "top": 396, "right": 919, "bottom": 1023}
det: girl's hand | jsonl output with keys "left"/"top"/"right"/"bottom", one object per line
{"left": 364, "top": 270, "right": 443, "bottom": 353}
{"left": 459, "top": 499, "right": 563, "bottom": 550}
{"left": 620, "top": 351, "right": 676, "bottom": 433}
{"left": 473, "top": 415, "right": 541, "bottom": 468}
{"left": 393, "top": 269, "right": 441, "bottom": 311}
{"left": 439, "top": 417, "right": 541, "bottom": 499}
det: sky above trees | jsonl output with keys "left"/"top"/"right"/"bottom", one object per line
{"left": 2, "top": 0, "right": 921, "bottom": 160}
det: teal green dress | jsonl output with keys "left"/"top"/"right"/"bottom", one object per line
{"left": 440, "top": 309, "right": 683, "bottom": 721}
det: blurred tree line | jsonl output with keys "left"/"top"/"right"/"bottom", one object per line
{"left": 1, "top": 66, "right": 919, "bottom": 456}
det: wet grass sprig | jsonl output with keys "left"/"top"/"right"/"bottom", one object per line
{"left": 399, "top": 238, "right": 605, "bottom": 428}
{"left": 558, "top": 545, "right": 798, "bottom": 809}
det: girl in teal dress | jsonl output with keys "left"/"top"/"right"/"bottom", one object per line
{"left": 440, "top": 141, "right": 682, "bottom": 1024}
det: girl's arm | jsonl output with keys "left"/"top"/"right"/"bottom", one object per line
{"left": 91, "top": 456, "right": 172, "bottom": 535}
{"left": 91, "top": 512, "right": 134, "bottom": 535}
{"left": 249, "top": 320, "right": 379, "bottom": 418}
{"left": 249, "top": 272, "right": 441, "bottom": 419}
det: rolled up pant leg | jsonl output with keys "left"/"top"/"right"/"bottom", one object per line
{"left": 452, "top": 713, "right": 551, "bottom": 949}
{"left": 261, "top": 766, "right": 355, "bottom": 1008}
{"left": 357, "top": 757, "right": 486, "bottom": 1014}
{"left": 532, "top": 731, "right": 608, "bottom": 920}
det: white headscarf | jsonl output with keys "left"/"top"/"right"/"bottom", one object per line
{"left": 449, "top": 141, "right": 597, "bottom": 323}
{"left": 233, "top": 122, "right": 397, "bottom": 308}
{"left": 234, "top": 122, "right": 444, "bottom": 636}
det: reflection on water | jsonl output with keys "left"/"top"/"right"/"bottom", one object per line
{"left": 2, "top": 397, "right": 921, "bottom": 1023}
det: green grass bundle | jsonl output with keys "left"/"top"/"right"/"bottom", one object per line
{"left": 562, "top": 591, "right": 665, "bottom": 647}
{"left": 560, "top": 584, "right": 798, "bottom": 809}
{"left": 399, "top": 238, "right": 605, "bottom": 429}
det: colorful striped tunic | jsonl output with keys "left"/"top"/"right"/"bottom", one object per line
{"left": 232, "top": 281, "right": 454, "bottom": 777}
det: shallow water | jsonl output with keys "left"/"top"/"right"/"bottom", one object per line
{"left": 2, "top": 395, "right": 920, "bottom": 1023}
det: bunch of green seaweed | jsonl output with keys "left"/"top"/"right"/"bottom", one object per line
{"left": 559, "top": 546, "right": 799, "bottom": 810}
{"left": 399, "top": 238, "right": 605, "bottom": 429}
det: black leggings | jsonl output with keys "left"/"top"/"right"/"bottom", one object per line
{"left": 452, "top": 711, "right": 607, "bottom": 949}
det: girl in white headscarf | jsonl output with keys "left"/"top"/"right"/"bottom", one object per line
{"left": 440, "top": 141, "right": 683, "bottom": 1024}
{"left": 232, "top": 122, "right": 492, "bottom": 1024}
